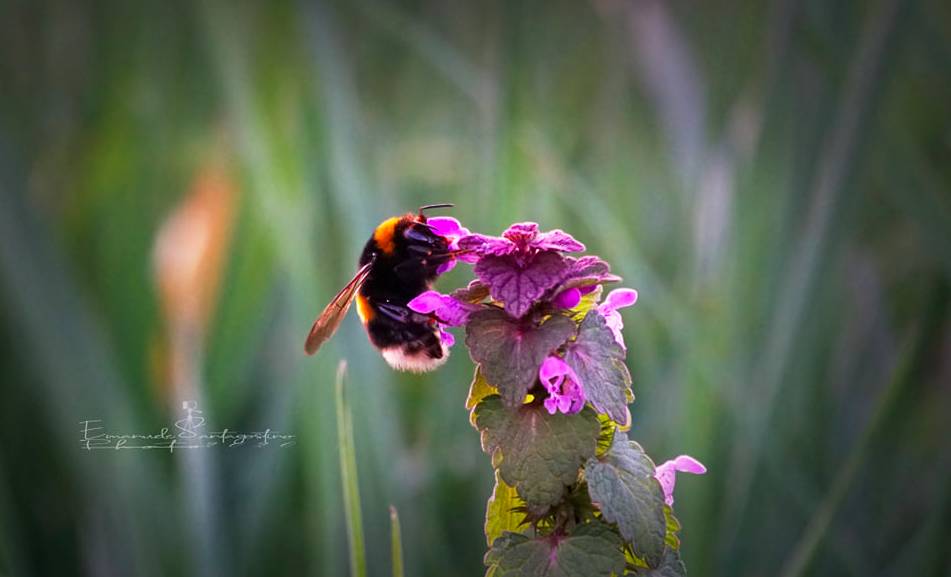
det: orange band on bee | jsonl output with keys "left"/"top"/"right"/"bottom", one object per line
{"left": 373, "top": 216, "right": 401, "bottom": 255}
{"left": 355, "top": 294, "right": 374, "bottom": 324}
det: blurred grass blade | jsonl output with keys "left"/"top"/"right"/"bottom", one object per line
{"left": 336, "top": 361, "right": 367, "bottom": 577}
{"left": 389, "top": 505, "right": 405, "bottom": 577}
{"left": 350, "top": 0, "right": 485, "bottom": 105}
{"left": 779, "top": 308, "right": 930, "bottom": 577}
{"left": 721, "top": 0, "right": 911, "bottom": 546}
{"left": 0, "top": 137, "right": 164, "bottom": 576}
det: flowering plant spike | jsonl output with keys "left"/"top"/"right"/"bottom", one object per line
{"left": 410, "top": 221, "right": 705, "bottom": 576}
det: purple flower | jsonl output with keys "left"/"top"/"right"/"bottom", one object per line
{"left": 458, "top": 222, "right": 585, "bottom": 258}
{"left": 457, "top": 223, "right": 586, "bottom": 318}
{"left": 427, "top": 216, "right": 476, "bottom": 274}
{"left": 552, "top": 287, "right": 582, "bottom": 309}
{"left": 597, "top": 288, "right": 638, "bottom": 350}
{"left": 551, "top": 284, "right": 599, "bottom": 309}
{"left": 538, "top": 355, "right": 586, "bottom": 415}
{"left": 654, "top": 455, "right": 706, "bottom": 506}
{"left": 407, "top": 290, "right": 477, "bottom": 327}
{"left": 408, "top": 290, "right": 481, "bottom": 350}
{"left": 437, "top": 326, "right": 455, "bottom": 348}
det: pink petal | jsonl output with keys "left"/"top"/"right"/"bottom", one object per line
{"left": 655, "top": 455, "right": 706, "bottom": 506}
{"left": 538, "top": 355, "right": 586, "bottom": 415}
{"left": 539, "top": 356, "right": 570, "bottom": 390}
{"left": 671, "top": 455, "right": 707, "bottom": 475}
{"left": 406, "top": 290, "right": 474, "bottom": 326}
{"left": 406, "top": 290, "right": 443, "bottom": 314}
{"left": 599, "top": 310, "right": 626, "bottom": 351}
{"left": 570, "top": 395, "right": 585, "bottom": 413}
{"left": 457, "top": 233, "right": 515, "bottom": 256}
{"left": 427, "top": 216, "right": 463, "bottom": 237}
{"left": 438, "top": 327, "right": 455, "bottom": 348}
{"left": 436, "top": 259, "right": 457, "bottom": 275}
{"left": 602, "top": 288, "right": 638, "bottom": 313}
{"left": 566, "top": 380, "right": 586, "bottom": 410}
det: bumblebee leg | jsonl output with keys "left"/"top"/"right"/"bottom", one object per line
{"left": 404, "top": 227, "right": 440, "bottom": 246}
{"left": 376, "top": 302, "right": 428, "bottom": 324}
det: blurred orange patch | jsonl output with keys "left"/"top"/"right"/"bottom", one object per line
{"left": 153, "top": 160, "right": 238, "bottom": 333}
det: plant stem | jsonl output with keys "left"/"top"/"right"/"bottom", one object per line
{"left": 336, "top": 361, "right": 367, "bottom": 577}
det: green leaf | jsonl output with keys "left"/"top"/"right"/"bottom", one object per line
{"left": 484, "top": 520, "right": 625, "bottom": 577}
{"left": 485, "top": 471, "right": 529, "bottom": 546}
{"left": 563, "top": 311, "right": 633, "bottom": 425}
{"left": 631, "top": 549, "right": 687, "bottom": 577}
{"left": 664, "top": 506, "right": 681, "bottom": 551}
{"left": 595, "top": 413, "right": 617, "bottom": 457}
{"left": 475, "top": 396, "right": 600, "bottom": 510}
{"left": 468, "top": 365, "right": 498, "bottom": 414}
{"left": 467, "top": 309, "right": 577, "bottom": 407}
{"left": 584, "top": 433, "right": 666, "bottom": 567}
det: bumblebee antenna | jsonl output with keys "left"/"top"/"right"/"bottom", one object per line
{"left": 418, "top": 203, "right": 454, "bottom": 217}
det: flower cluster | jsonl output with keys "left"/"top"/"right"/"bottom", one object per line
{"left": 413, "top": 222, "right": 637, "bottom": 416}
{"left": 418, "top": 219, "right": 705, "bottom": 576}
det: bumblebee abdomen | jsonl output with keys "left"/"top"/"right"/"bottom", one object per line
{"left": 365, "top": 315, "right": 440, "bottom": 353}
{"left": 364, "top": 311, "right": 448, "bottom": 372}
{"left": 355, "top": 294, "right": 375, "bottom": 323}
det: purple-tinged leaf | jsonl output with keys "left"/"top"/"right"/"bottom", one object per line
{"left": 532, "top": 229, "right": 585, "bottom": 253}
{"left": 563, "top": 311, "right": 634, "bottom": 424}
{"left": 585, "top": 432, "right": 667, "bottom": 568}
{"left": 475, "top": 251, "right": 568, "bottom": 318}
{"left": 451, "top": 279, "right": 491, "bottom": 304}
{"left": 501, "top": 222, "right": 540, "bottom": 245}
{"left": 466, "top": 309, "right": 576, "bottom": 407}
{"left": 484, "top": 520, "right": 625, "bottom": 577}
{"left": 459, "top": 222, "right": 586, "bottom": 260}
{"left": 557, "top": 256, "right": 622, "bottom": 292}
{"left": 474, "top": 396, "right": 599, "bottom": 510}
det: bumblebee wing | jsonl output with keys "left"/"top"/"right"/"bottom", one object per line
{"left": 304, "top": 262, "right": 373, "bottom": 355}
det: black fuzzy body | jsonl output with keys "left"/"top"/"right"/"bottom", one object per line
{"left": 357, "top": 215, "right": 451, "bottom": 361}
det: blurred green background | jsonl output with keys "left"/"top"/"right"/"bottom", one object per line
{"left": 1, "top": 0, "right": 950, "bottom": 576}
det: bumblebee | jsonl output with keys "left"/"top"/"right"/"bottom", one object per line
{"left": 304, "top": 204, "right": 458, "bottom": 372}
